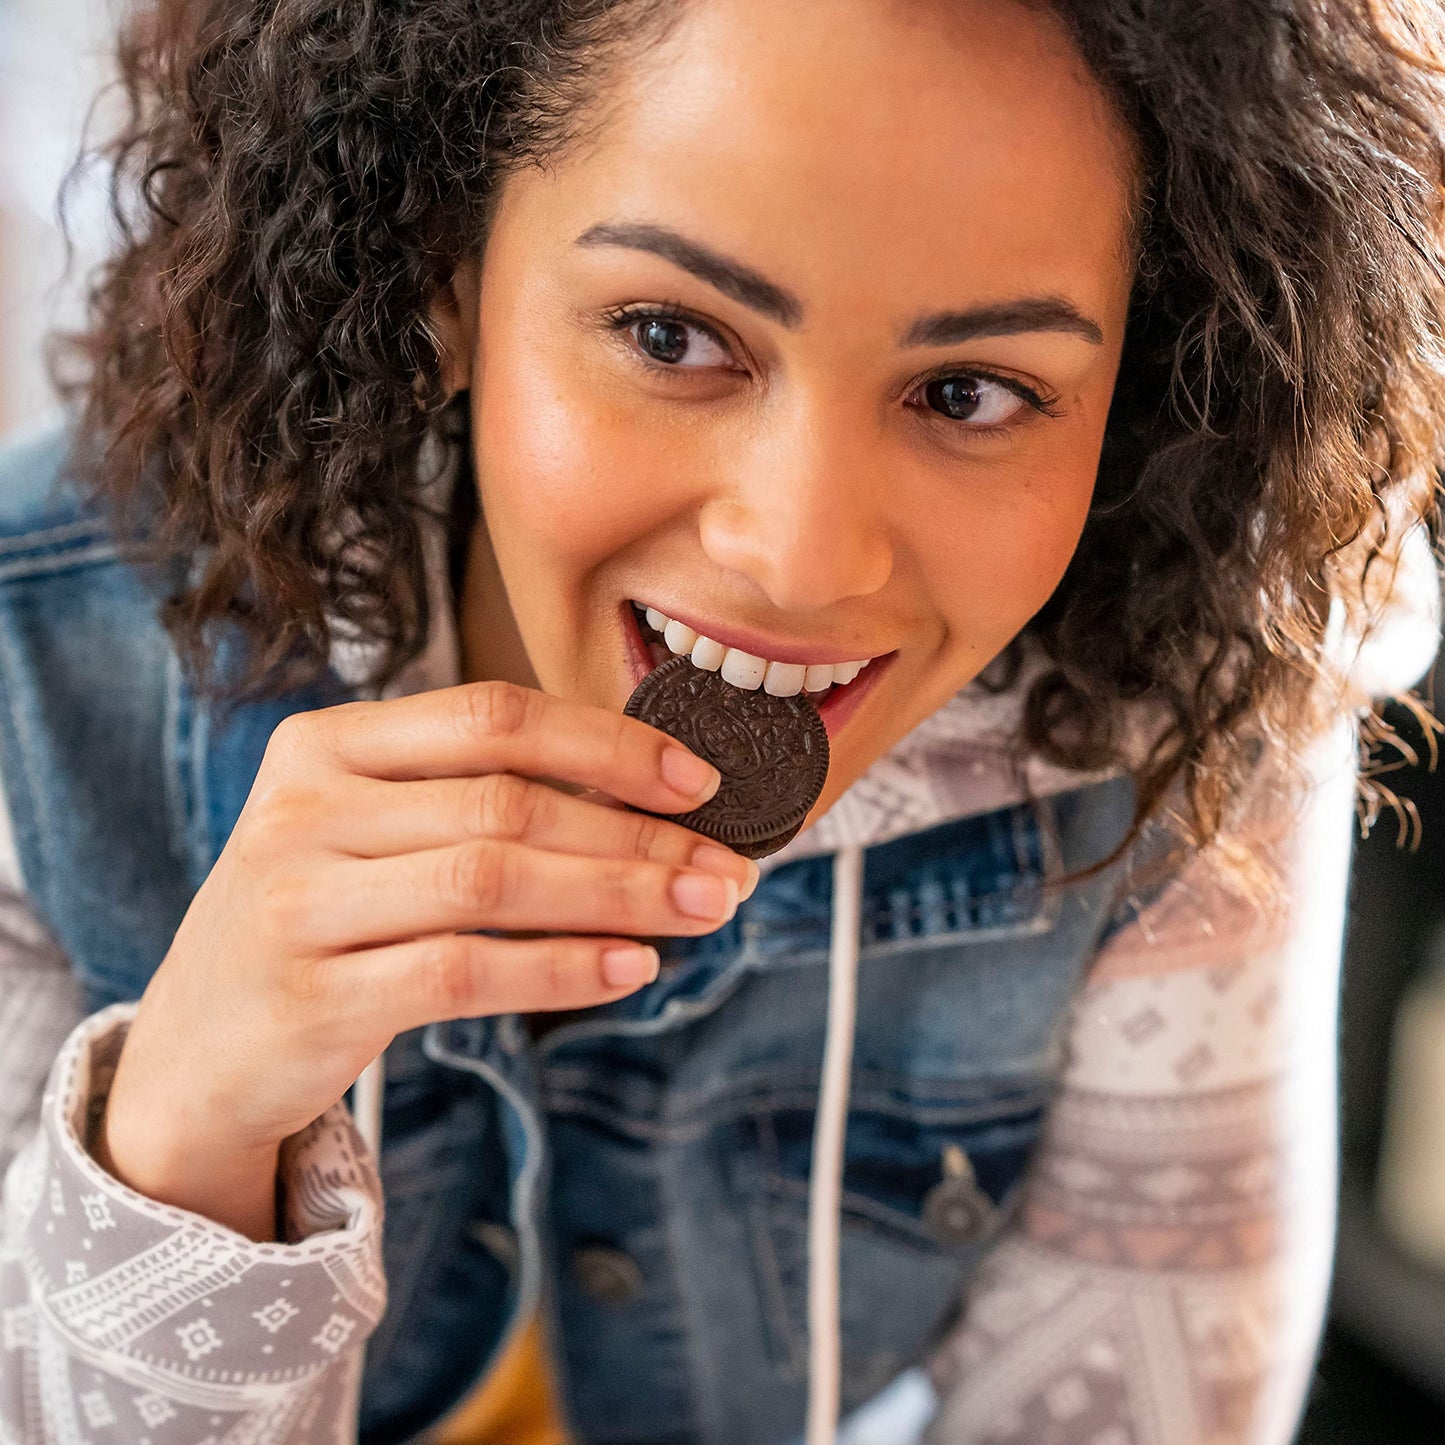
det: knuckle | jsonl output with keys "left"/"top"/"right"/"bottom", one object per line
{"left": 607, "top": 712, "right": 638, "bottom": 773}
{"left": 262, "top": 699, "right": 361, "bottom": 780}
{"left": 265, "top": 705, "right": 340, "bottom": 768}
{"left": 256, "top": 872, "right": 311, "bottom": 941}
{"left": 265, "top": 711, "right": 310, "bottom": 760}
{"left": 626, "top": 810, "right": 669, "bottom": 861}
{"left": 599, "top": 858, "right": 643, "bottom": 924}
{"left": 540, "top": 943, "right": 573, "bottom": 1003}
{"left": 471, "top": 773, "right": 539, "bottom": 842}
{"left": 244, "top": 783, "right": 313, "bottom": 845}
{"left": 417, "top": 935, "right": 489, "bottom": 1014}
{"left": 446, "top": 840, "right": 513, "bottom": 915}
{"left": 281, "top": 955, "right": 333, "bottom": 1010}
{"left": 461, "top": 680, "right": 533, "bottom": 743}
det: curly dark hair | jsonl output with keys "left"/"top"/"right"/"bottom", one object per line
{"left": 53, "top": 0, "right": 1445, "bottom": 861}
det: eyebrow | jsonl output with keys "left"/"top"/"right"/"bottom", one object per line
{"left": 577, "top": 221, "right": 804, "bottom": 327}
{"left": 575, "top": 220, "right": 1105, "bottom": 348}
{"left": 902, "top": 299, "right": 1103, "bottom": 348}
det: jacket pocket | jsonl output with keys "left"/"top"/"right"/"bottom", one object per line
{"left": 726, "top": 1085, "right": 1047, "bottom": 1399}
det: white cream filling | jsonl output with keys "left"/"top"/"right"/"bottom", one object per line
{"left": 639, "top": 605, "right": 873, "bottom": 697}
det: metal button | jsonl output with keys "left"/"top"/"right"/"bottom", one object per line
{"left": 922, "top": 1144, "right": 998, "bottom": 1246}
{"left": 572, "top": 1245, "right": 644, "bottom": 1305}
{"left": 922, "top": 1179, "right": 997, "bottom": 1244}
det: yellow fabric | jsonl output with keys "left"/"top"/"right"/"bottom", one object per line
{"left": 431, "top": 1314, "right": 572, "bottom": 1445}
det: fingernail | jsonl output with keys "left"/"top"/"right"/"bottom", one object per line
{"left": 601, "top": 943, "right": 660, "bottom": 989}
{"left": 671, "top": 871, "right": 739, "bottom": 921}
{"left": 661, "top": 746, "right": 720, "bottom": 800}
{"left": 690, "top": 843, "right": 752, "bottom": 890}
{"left": 689, "top": 845, "right": 760, "bottom": 901}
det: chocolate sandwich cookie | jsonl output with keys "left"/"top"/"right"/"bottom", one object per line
{"left": 625, "top": 655, "right": 830, "bottom": 860}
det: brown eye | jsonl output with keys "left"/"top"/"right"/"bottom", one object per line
{"left": 922, "top": 375, "right": 1025, "bottom": 426}
{"left": 637, "top": 318, "right": 691, "bottom": 364}
{"left": 629, "top": 315, "right": 732, "bottom": 369}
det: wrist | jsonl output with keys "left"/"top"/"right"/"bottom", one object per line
{"left": 93, "top": 1095, "right": 283, "bottom": 1243}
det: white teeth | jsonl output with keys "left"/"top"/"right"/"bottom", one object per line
{"left": 639, "top": 603, "right": 875, "bottom": 696}
{"left": 803, "top": 663, "right": 834, "bottom": 693}
{"left": 663, "top": 619, "right": 698, "bottom": 655}
{"left": 720, "top": 648, "right": 767, "bottom": 690}
{"left": 763, "top": 661, "right": 807, "bottom": 697}
{"left": 690, "top": 635, "right": 726, "bottom": 671}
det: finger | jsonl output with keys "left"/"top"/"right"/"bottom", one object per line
{"left": 338, "top": 931, "right": 664, "bottom": 1036}
{"left": 291, "top": 842, "right": 742, "bottom": 952}
{"left": 323, "top": 772, "right": 758, "bottom": 894}
{"left": 292, "top": 681, "right": 719, "bottom": 814}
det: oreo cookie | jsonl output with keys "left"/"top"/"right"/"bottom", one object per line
{"left": 624, "top": 656, "right": 830, "bottom": 859}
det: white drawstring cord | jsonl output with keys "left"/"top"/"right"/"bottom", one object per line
{"left": 340, "top": 1053, "right": 386, "bottom": 1443}
{"left": 806, "top": 843, "right": 864, "bottom": 1445}
{"left": 352, "top": 1054, "right": 386, "bottom": 1155}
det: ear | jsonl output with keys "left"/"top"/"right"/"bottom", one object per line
{"left": 428, "top": 254, "right": 482, "bottom": 397}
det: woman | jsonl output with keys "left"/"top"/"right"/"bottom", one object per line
{"left": 1, "top": 0, "right": 1442, "bottom": 1441}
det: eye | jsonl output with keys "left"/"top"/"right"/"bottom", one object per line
{"left": 609, "top": 307, "right": 736, "bottom": 370}
{"left": 919, "top": 374, "right": 1029, "bottom": 428}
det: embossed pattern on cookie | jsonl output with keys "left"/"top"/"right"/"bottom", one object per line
{"left": 624, "top": 656, "right": 830, "bottom": 859}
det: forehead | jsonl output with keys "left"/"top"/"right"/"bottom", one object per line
{"left": 559, "top": 0, "right": 1138, "bottom": 317}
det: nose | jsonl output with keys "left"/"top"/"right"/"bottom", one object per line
{"left": 697, "top": 414, "right": 894, "bottom": 615}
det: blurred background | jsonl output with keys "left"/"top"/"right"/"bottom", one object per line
{"left": 0, "top": 0, "right": 111, "bottom": 434}
{"left": 4, "top": 3, "right": 1445, "bottom": 1439}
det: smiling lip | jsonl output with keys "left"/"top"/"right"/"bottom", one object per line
{"left": 619, "top": 601, "right": 895, "bottom": 742}
{"left": 636, "top": 603, "right": 882, "bottom": 670}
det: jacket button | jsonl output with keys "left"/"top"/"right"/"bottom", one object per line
{"left": 571, "top": 1245, "right": 644, "bottom": 1305}
{"left": 922, "top": 1177, "right": 997, "bottom": 1244}
{"left": 923, "top": 1143, "right": 999, "bottom": 1245}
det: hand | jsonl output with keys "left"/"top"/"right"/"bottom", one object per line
{"left": 97, "top": 680, "right": 754, "bottom": 1236}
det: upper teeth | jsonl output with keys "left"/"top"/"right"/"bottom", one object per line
{"left": 641, "top": 607, "right": 872, "bottom": 697}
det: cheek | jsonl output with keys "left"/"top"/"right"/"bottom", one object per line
{"left": 473, "top": 340, "right": 678, "bottom": 575}
{"left": 919, "top": 455, "right": 1096, "bottom": 642}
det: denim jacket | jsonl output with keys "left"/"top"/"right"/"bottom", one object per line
{"left": 0, "top": 417, "right": 1146, "bottom": 1444}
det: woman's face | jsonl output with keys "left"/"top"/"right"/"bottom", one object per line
{"left": 440, "top": 0, "right": 1137, "bottom": 822}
